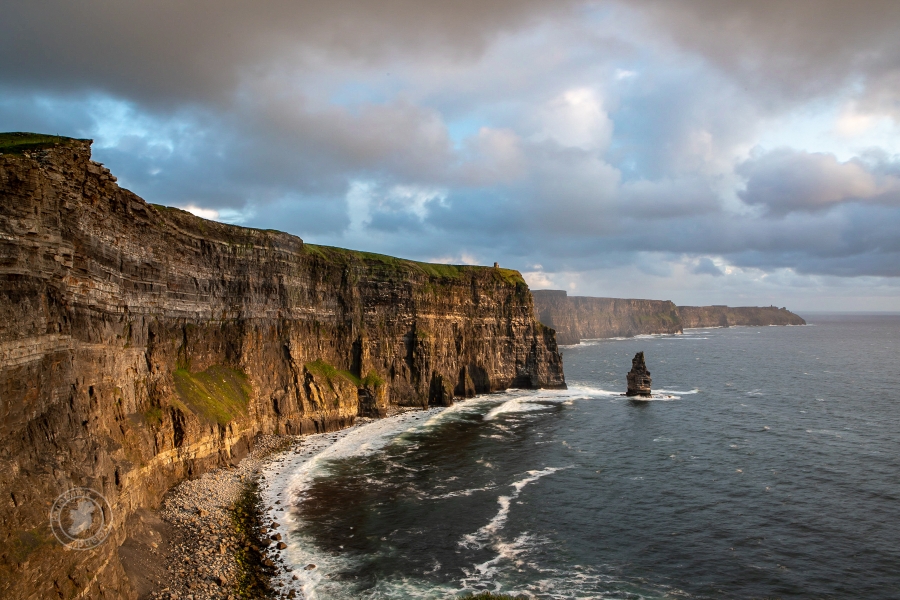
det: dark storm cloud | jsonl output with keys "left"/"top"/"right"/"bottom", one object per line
{"left": 0, "top": 1, "right": 579, "bottom": 106}
{"left": 628, "top": 0, "right": 900, "bottom": 107}
{"left": 691, "top": 257, "right": 724, "bottom": 277}
{"left": 2, "top": 0, "right": 900, "bottom": 309}
{"left": 407, "top": 186, "right": 900, "bottom": 279}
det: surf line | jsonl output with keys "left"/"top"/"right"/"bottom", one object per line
{"left": 460, "top": 465, "right": 572, "bottom": 550}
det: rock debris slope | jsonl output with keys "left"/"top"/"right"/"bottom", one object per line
{"left": 0, "top": 135, "right": 565, "bottom": 599}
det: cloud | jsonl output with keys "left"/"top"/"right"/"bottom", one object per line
{"left": 617, "top": 177, "right": 720, "bottom": 219}
{"left": 0, "top": 1, "right": 582, "bottom": 107}
{"left": 534, "top": 88, "right": 614, "bottom": 151}
{"left": 2, "top": 0, "right": 900, "bottom": 310}
{"left": 737, "top": 148, "right": 900, "bottom": 215}
{"left": 625, "top": 0, "right": 900, "bottom": 110}
{"left": 690, "top": 257, "right": 724, "bottom": 277}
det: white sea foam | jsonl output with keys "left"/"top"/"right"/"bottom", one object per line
{"left": 460, "top": 466, "right": 570, "bottom": 551}
{"left": 567, "top": 332, "right": 684, "bottom": 347}
{"left": 426, "top": 484, "right": 498, "bottom": 500}
{"left": 260, "top": 388, "right": 622, "bottom": 599}
{"left": 480, "top": 386, "right": 620, "bottom": 420}
{"left": 259, "top": 408, "right": 448, "bottom": 599}
{"left": 484, "top": 398, "right": 550, "bottom": 420}
{"left": 655, "top": 388, "right": 699, "bottom": 395}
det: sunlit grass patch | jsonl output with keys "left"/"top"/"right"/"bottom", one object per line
{"left": 173, "top": 365, "right": 252, "bottom": 425}
{"left": 0, "top": 132, "right": 87, "bottom": 154}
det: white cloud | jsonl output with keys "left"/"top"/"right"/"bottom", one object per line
{"left": 535, "top": 88, "right": 613, "bottom": 151}
{"left": 738, "top": 148, "right": 900, "bottom": 215}
{"left": 182, "top": 205, "right": 220, "bottom": 220}
{"left": 429, "top": 252, "right": 480, "bottom": 266}
{"left": 522, "top": 269, "right": 554, "bottom": 288}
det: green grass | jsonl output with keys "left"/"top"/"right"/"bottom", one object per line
{"left": 146, "top": 210, "right": 528, "bottom": 289}
{"left": 231, "top": 479, "right": 276, "bottom": 598}
{"left": 172, "top": 365, "right": 252, "bottom": 425}
{"left": 305, "top": 359, "right": 386, "bottom": 390}
{"left": 0, "top": 132, "right": 88, "bottom": 155}
{"left": 361, "top": 370, "right": 385, "bottom": 387}
{"left": 303, "top": 243, "right": 526, "bottom": 286}
{"left": 143, "top": 406, "right": 164, "bottom": 426}
{"left": 305, "top": 358, "right": 361, "bottom": 387}
{"left": 304, "top": 244, "right": 466, "bottom": 279}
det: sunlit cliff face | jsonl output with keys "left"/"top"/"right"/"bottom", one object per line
{"left": 3, "top": 0, "right": 900, "bottom": 310}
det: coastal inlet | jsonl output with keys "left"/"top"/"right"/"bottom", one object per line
{"left": 257, "top": 318, "right": 900, "bottom": 600}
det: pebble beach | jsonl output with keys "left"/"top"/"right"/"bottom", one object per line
{"left": 145, "top": 407, "right": 431, "bottom": 600}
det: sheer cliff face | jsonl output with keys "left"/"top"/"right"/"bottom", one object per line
{"left": 0, "top": 141, "right": 564, "bottom": 598}
{"left": 532, "top": 291, "right": 806, "bottom": 344}
{"left": 532, "top": 290, "right": 683, "bottom": 344}
{"left": 677, "top": 306, "right": 806, "bottom": 328}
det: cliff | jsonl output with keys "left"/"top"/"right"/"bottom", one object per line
{"left": 532, "top": 290, "right": 682, "bottom": 344}
{"left": 532, "top": 290, "right": 805, "bottom": 344}
{"left": 677, "top": 305, "right": 806, "bottom": 328}
{"left": 0, "top": 134, "right": 565, "bottom": 599}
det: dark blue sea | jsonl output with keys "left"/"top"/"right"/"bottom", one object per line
{"left": 268, "top": 315, "right": 900, "bottom": 599}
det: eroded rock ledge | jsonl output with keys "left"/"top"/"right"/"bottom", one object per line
{"left": 0, "top": 137, "right": 564, "bottom": 599}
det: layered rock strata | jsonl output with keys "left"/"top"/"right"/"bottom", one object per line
{"left": 533, "top": 290, "right": 805, "bottom": 344}
{"left": 532, "top": 290, "right": 682, "bottom": 344}
{"left": 626, "top": 352, "right": 652, "bottom": 397}
{"left": 0, "top": 138, "right": 565, "bottom": 599}
{"left": 676, "top": 305, "right": 807, "bottom": 329}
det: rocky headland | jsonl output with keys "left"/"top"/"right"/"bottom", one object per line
{"left": 0, "top": 134, "right": 565, "bottom": 599}
{"left": 676, "top": 305, "right": 807, "bottom": 329}
{"left": 531, "top": 290, "right": 682, "bottom": 345}
{"left": 532, "top": 290, "right": 806, "bottom": 345}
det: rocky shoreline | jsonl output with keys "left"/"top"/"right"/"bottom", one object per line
{"left": 0, "top": 139, "right": 565, "bottom": 599}
{"left": 133, "top": 407, "right": 427, "bottom": 600}
{"left": 125, "top": 433, "right": 292, "bottom": 600}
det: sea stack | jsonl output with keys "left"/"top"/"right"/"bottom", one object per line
{"left": 626, "top": 351, "right": 652, "bottom": 397}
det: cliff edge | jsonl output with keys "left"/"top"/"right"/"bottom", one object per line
{"left": 533, "top": 290, "right": 805, "bottom": 344}
{"left": 0, "top": 135, "right": 565, "bottom": 598}
{"left": 532, "top": 290, "right": 682, "bottom": 344}
{"left": 677, "top": 305, "right": 807, "bottom": 328}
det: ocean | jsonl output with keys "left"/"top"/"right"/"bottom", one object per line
{"left": 265, "top": 314, "right": 900, "bottom": 599}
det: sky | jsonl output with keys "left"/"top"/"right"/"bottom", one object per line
{"left": 3, "top": 1, "right": 900, "bottom": 312}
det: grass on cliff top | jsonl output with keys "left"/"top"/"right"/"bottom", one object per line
{"left": 304, "top": 243, "right": 526, "bottom": 285}
{"left": 173, "top": 365, "right": 251, "bottom": 425}
{"left": 0, "top": 132, "right": 89, "bottom": 154}
{"left": 140, "top": 205, "right": 527, "bottom": 287}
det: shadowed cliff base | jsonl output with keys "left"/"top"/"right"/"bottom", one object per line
{"left": 533, "top": 290, "right": 806, "bottom": 345}
{"left": 0, "top": 134, "right": 564, "bottom": 599}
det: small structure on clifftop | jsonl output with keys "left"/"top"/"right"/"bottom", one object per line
{"left": 626, "top": 351, "right": 652, "bottom": 397}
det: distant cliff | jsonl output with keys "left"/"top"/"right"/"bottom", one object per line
{"left": 533, "top": 290, "right": 805, "bottom": 344}
{"left": 532, "top": 290, "right": 682, "bottom": 344}
{"left": 677, "top": 305, "right": 806, "bottom": 328}
{"left": 0, "top": 135, "right": 564, "bottom": 598}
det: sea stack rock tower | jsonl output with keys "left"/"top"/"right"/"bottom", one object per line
{"left": 626, "top": 352, "right": 652, "bottom": 397}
